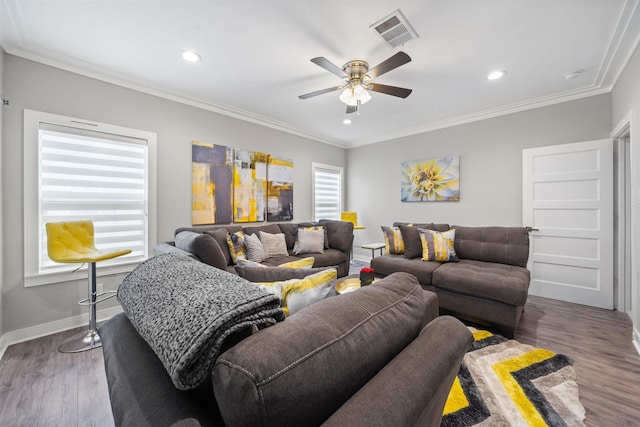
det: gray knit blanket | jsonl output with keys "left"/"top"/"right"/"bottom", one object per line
{"left": 117, "top": 253, "right": 284, "bottom": 390}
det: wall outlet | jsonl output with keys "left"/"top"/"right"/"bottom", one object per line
{"left": 97, "top": 283, "right": 104, "bottom": 295}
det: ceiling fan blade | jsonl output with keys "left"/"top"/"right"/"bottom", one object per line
{"left": 298, "top": 85, "right": 344, "bottom": 99}
{"left": 367, "top": 51, "right": 411, "bottom": 79}
{"left": 310, "top": 57, "right": 347, "bottom": 79}
{"left": 369, "top": 83, "right": 412, "bottom": 98}
{"left": 346, "top": 105, "right": 357, "bottom": 114}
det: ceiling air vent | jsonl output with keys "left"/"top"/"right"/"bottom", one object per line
{"left": 371, "top": 9, "right": 418, "bottom": 48}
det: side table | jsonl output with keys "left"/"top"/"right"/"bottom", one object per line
{"left": 361, "top": 242, "right": 385, "bottom": 259}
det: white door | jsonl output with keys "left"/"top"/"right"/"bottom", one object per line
{"left": 522, "top": 139, "right": 613, "bottom": 309}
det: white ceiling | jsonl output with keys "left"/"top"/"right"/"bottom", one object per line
{"left": 1, "top": 0, "right": 639, "bottom": 148}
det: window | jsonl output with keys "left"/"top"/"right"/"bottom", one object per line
{"left": 24, "top": 110, "right": 157, "bottom": 286}
{"left": 312, "top": 162, "right": 343, "bottom": 221}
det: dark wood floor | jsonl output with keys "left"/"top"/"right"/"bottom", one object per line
{"left": 1, "top": 294, "right": 639, "bottom": 426}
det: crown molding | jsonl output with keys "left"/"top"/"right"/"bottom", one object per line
{"left": 347, "top": 85, "right": 614, "bottom": 148}
{"left": 2, "top": 45, "right": 350, "bottom": 149}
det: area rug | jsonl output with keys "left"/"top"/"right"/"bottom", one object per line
{"left": 442, "top": 329, "right": 586, "bottom": 427}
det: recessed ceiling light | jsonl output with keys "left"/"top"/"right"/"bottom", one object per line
{"left": 181, "top": 50, "right": 201, "bottom": 63}
{"left": 487, "top": 70, "right": 506, "bottom": 80}
{"left": 564, "top": 71, "right": 581, "bottom": 80}
{"left": 343, "top": 118, "right": 353, "bottom": 125}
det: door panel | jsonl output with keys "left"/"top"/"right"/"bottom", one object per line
{"left": 523, "top": 139, "right": 613, "bottom": 309}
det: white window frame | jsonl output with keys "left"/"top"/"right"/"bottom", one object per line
{"left": 311, "top": 162, "right": 344, "bottom": 221}
{"left": 23, "top": 109, "right": 157, "bottom": 287}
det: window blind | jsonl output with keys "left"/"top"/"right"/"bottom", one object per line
{"left": 313, "top": 165, "right": 342, "bottom": 221}
{"left": 38, "top": 126, "right": 148, "bottom": 273}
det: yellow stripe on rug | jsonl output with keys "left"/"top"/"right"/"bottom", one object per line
{"left": 441, "top": 328, "right": 585, "bottom": 427}
{"left": 492, "top": 348, "right": 555, "bottom": 427}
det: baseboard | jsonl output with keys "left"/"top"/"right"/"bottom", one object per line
{"left": 353, "top": 254, "right": 370, "bottom": 263}
{"left": 633, "top": 326, "right": 640, "bottom": 357}
{"left": 0, "top": 305, "right": 123, "bottom": 361}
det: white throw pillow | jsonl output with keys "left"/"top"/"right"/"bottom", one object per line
{"left": 293, "top": 228, "right": 325, "bottom": 255}
{"left": 259, "top": 231, "right": 289, "bottom": 258}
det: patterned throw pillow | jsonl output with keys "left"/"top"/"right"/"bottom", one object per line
{"left": 226, "top": 231, "right": 246, "bottom": 263}
{"left": 278, "top": 257, "right": 315, "bottom": 268}
{"left": 243, "top": 233, "right": 266, "bottom": 263}
{"left": 381, "top": 226, "right": 404, "bottom": 254}
{"left": 258, "top": 269, "right": 337, "bottom": 316}
{"left": 418, "top": 228, "right": 458, "bottom": 262}
{"left": 293, "top": 228, "right": 325, "bottom": 255}
{"left": 259, "top": 231, "right": 289, "bottom": 258}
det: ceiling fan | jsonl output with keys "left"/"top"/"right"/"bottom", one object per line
{"left": 299, "top": 51, "right": 413, "bottom": 115}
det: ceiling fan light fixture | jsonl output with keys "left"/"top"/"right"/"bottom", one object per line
{"left": 339, "top": 84, "right": 372, "bottom": 106}
{"left": 343, "top": 118, "right": 353, "bottom": 125}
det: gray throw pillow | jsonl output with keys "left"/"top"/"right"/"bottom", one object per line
{"left": 244, "top": 233, "right": 266, "bottom": 263}
{"left": 259, "top": 231, "right": 289, "bottom": 258}
{"left": 293, "top": 228, "right": 325, "bottom": 255}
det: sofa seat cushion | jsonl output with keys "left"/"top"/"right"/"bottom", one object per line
{"left": 212, "top": 272, "right": 426, "bottom": 427}
{"left": 432, "top": 259, "right": 530, "bottom": 306}
{"left": 370, "top": 254, "right": 440, "bottom": 286}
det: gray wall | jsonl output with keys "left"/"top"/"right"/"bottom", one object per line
{"left": 1, "top": 54, "right": 346, "bottom": 333}
{"left": 611, "top": 41, "right": 640, "bottom": 341}
{"left": 347, "top": 95, "right": 612, "bottom": 257}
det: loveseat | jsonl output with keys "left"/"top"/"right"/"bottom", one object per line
{"left": 154, "top": 220, "right": 354, "bottom": 278}
{"left": 100, "top": 259, "right": 472, "bottom": 427}
{"left": 371, "top": 223, "right": 530, "bottom": 338}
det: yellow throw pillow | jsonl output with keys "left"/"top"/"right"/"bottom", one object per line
{"left": 258, "top": 268, "right": 337, "bottom": 316}
{"left": 418, "top": 228, "right": 458, "bottom": 262}
{"left": 226, "top": 231, "right": 246, "bottom": 263}
{"left": 381, "top": 226, "right": 404, "bottom": 254}
{"left": 278, "top": 257, "right": 315, "bottom": 268}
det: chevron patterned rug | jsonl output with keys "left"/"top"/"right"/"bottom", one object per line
{"left": 442, "top": 329, "right": 586, "bottom": 427}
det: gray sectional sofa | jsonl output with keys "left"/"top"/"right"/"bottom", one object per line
{"left": 154, "top": 219, "right": 354, "bottom": 278}
{"left": 100, "top": 268, "right": 472, "bottom": 427}
{"left": 371, "top": 223, "right": 530, "bottom": 338}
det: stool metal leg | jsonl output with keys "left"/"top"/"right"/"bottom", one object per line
{"left": 58, "top": 262, "right": 102, "bottom": 353}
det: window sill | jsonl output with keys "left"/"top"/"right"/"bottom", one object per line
{"left": 24, "top": 261, "right": 141, "bottom": 288}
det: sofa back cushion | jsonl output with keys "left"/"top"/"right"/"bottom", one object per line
{"left": 243, "top": 223, "right": 282, "bottom": 236}
{"left": 319, "top": 219, "right": 354, "bottom": 252}
{"left": 452, "top": 226, "right": 530, "bottom": 267}
{"left": 174, "top": 231, "right": 228, "bottom": 271}
{"left": 212, "top": 272, "right": 426, "bottom": 427}
{"left": 204, "top": 228, "right": 234, "bottom": 266}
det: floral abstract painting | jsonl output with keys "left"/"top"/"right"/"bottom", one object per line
{"left": 266, "top": 155, "right": 294, "bottom": 221}
{"left": 191, "top": 141, "right": 233, "bottom": 224}
{"left": 233, "top": 149, "right": 267, "bottom": 222}
{"left": 401, "top": 155, "right": 460, "bottom": 202}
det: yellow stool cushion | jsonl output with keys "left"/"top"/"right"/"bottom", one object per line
{"left": 46, "top": 221, "right": 131, "bottom": 263}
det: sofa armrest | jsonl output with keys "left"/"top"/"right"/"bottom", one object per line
{"left": 99, "top": 313, "right": 224, "bottom": 427}
{"left": 154, "top": 242, "right": 197, "bottom": 259}
{"left": 322, "top": 316, "right": 472, "bottom": 427}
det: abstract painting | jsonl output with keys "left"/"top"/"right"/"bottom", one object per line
{"left": 233, "top": 149, "right": 267, "bottom": 222}
{"left": 401, "top": 155, "right": 460, "bottom": 202}
{"left": 191, "top": 141, "right": 233, "bottom": 224}
{"left": 266, "top": 155, "right": 294, "bottom": 221}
